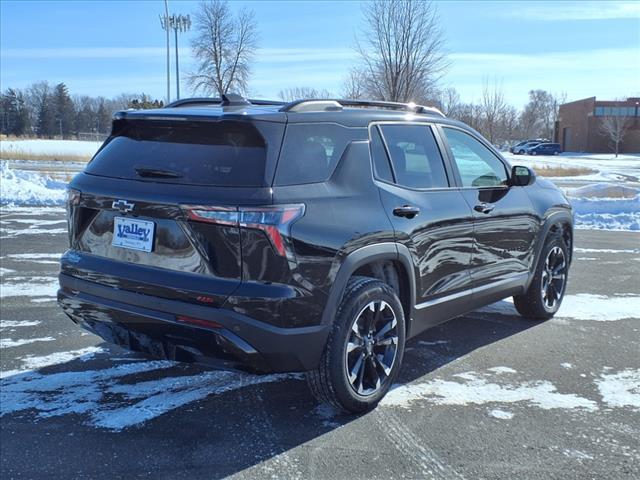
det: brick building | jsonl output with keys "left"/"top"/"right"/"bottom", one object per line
{"left": 555, "top": 97, "right": 640, "bottom": 153}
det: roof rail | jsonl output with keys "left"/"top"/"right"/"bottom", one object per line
{"left": 279, "top": 98, "right": 445, "bottom": 117}
{"left": 166, "top": 96, "right": 286, "bottom": 108}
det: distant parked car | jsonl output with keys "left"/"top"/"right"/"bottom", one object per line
{"left": 510, "top": 139, "right": 550, "bottom": 154}
{"left": 528, "top": 143, "right": 562, "bottom": 156}
{"left": 512, "top": 141, "right": 541, "bottom": 155}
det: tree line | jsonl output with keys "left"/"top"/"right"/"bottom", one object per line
{"left": 0, "top": 82, "right": 163, "bottom": 139}
{"left": 186, "top": 0, "right": 567, "bottom": 145}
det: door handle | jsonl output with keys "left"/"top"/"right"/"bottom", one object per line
{"left": 474, "top": 203, "right": 495, "bottom": 214}
{"left": 393, "top": 205, "right": 420, "bottom": 219}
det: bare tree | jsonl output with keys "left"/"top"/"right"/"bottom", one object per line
{"left": 479, "top": 78, "right": 508, "bottom": 144}
{"left": 354, "top": 0, "right": 448, "bottom": 103}
{"left": 278, "top": 87, "right": 333, "bottom": 102}
{"left": 600, "top": 113, "right": 631, "bottom": 157}
{"left": 188, "top": 0, "right": 258, "bottom": 96}
{"left": 520, "top": 89, "right": 566, "bottom": 140}
{"left": 341, "top": 68, "right": 366, "bottom": 99}
{"left": 436, "top": 87, "right": 462, "bottom": 118}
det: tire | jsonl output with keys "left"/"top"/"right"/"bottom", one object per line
{"left": 531, "top": 150, "right": 537, "bottom": 156}
{"left": 514, "top": 231, "right": 569, "bottom": 320}
{"left": 553, "top": 150, "right": 560, "bottom": 156}
{"left": 518, "top": 150, "right": 525, "bottom": 155}
{"left": 306, "top": 276, "right": 406, "bottom": 413}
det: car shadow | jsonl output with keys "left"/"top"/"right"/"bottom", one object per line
{"left": 0, "top": 301, "right": 540, "bottom": 479}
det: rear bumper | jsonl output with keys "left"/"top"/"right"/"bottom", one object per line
{"left": 58, "top": 273, "right": 330, "bottom": 373}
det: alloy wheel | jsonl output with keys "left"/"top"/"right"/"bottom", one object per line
{"left": 345, "top": 300, "right": 399, "bottom": 396}
{"left": 541, "top": 246, "right": 567, "bottom": 310}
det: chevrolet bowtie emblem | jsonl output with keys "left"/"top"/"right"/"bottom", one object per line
{"left": 112, "top": 199, "right": 135, "bottom": 213}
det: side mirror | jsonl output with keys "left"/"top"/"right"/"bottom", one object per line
{"left": 510, "top": 165, "right": 535, "bottom": 186}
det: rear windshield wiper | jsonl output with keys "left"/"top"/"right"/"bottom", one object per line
{"left": 134, "top": 167, "right": 183, "bottom": 179}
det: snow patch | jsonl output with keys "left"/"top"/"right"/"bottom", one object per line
{"left": 1, "top": 360, "right": 296, "bottom": 430}
{"left": 0, "top": 320, "right": 42, "bottom": 329}
{"left": 595, "top": 369, "right": 640, "bottom": 411}
{"left": 481, "top": 294, "right": 640, "bottom": 321}
{"left": 381, "top": 370, "right": 598, "bottom": 411}
{"left": 0, "top": 277, "right": 59, "bottom": 298}
{"left": 487, "top": 366, "right": 517, "bottom": 374}
{"left": 562, "top": 449, "right": 594, "bottom": 461}
{"left": 574, "top": 247, "right": 639, "bottom": 254}
{"left": 561, "top": 363, "right": 573, "bottom": 369}
{"left": 488, "top": 409, "right": 514, "bottom": 419}
{"left": 0, "top": 337, "right": 55, "bottom": 349}
{"left": 0, "top": 346, "right": 104, "bottom": 378}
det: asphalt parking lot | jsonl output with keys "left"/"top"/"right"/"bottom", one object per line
{"left": 1, "top": 207, "right": 639, "bottom": 479}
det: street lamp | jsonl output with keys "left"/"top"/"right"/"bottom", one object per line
{"left": 169, "top": 14, "right": 191, "bottom": 100}
{"left": 159, "top": 0, "right": 171, "bottom": 104}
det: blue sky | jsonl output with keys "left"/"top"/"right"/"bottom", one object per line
{"left": 1, "top": 0, "right": 639, "bottom": 107}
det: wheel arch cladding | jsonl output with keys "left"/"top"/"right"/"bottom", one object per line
{"left": 527, "top": 210, "right": 573, "bottom": 288}
{"left": 321, "top": 242, "right": 416, "bottom": 332}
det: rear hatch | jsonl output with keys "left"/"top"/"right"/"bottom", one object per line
{"left": 64, "top": 114, "right": 293, "bottom": 307}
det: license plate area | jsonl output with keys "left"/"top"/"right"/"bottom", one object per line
{"left": 112, "top": 216, "right": 155, "bottom": 252}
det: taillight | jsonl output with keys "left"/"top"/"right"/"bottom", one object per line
{"left": 185, "top": 204, "right": 305, "bottom": 259}
{"left": 175, "top": 315, "right": 222, "bottom": 329}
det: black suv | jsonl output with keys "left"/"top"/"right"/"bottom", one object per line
{"left": 58, "top": 95, "right": 573, "bottom": 412}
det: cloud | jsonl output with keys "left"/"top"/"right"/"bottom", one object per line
{"left": 1, "top": 46, "right": 355, "bottom": 64}
{"left": 496, "top": 1, "right": 640, "bottom": 21}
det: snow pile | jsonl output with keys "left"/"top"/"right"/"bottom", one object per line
{"left": 0, "top": 139, "right": 102, "bottom": 158}
{"left": 570, "top": 194, "right": 640, "bottom": 231}
{"left": 0, "top": 162, "right": 67, "bottom": 206}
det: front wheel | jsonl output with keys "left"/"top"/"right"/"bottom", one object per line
{"left": 306, "top": 276, "right": 406, "bottom": 413}
{"left": 514, "top": 231, "right": 569, "bottom": 320}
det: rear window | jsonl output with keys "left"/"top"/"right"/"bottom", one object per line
{"left": 274, "top": 123, "right": 366, "bottom": 185}
{"left": 86, "top": 120, "right": 269, "bottom": 186}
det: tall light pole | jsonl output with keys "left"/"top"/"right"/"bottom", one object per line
{"left": 169, "top": 14, "right": 191, "bottom": 100}
{"left": 159, "top": 0, "right": 171, "bottom": 104}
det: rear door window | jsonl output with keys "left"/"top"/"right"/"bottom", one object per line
{"left": 274, "top": 123, "right": 365, "bottom": 185}
{"left": 378, "top": 124, "right": 449, "bottom": 189}
{"left": 86, "top": 120, "right": 270, "bottom": 186}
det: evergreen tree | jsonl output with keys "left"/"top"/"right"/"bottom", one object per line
{"left": 0, "top": 88, "right": 29, "bottom": 136}
{"left": 36, "top": 93, "right": 56, "bottom": 138}
{"left": 128, "top": 94, "right": 164, "bottom": 110}
{"left": 52, "top": 83, "right": 75, "bottom": 138}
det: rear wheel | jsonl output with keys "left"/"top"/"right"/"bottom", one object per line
{"left": 306, "top": 276, "right": 406, "bottom": 413}
{"left": 514, "top": 232, "right": 569, "bottom": 320}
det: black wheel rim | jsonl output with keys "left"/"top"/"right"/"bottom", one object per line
{"left": 541, "top": 246, "right": 567, "bottom": 310}
{"left": 345, "top": 300, "right": 398, "bottom": 396}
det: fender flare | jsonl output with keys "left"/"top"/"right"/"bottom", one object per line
{"left": 320, "top": 242, "right": 416, "bottom": 326}
{"left": 526, "top": 209, "right": 573, "bottom": 288}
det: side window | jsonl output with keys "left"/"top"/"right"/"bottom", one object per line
{"left": 442, "top": 127, "right": 508, "bottom": 188}
{"left": 275, "top": 123, "right": 365, "bottom": 186}
{"left": 370, "top": 126, "right": 393, "bottom": 183}
{"left": 379, "top": 124, "right": 449, "bottom": 189}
